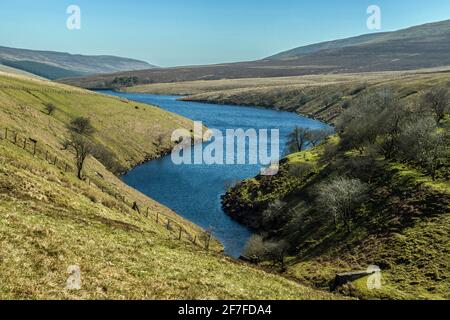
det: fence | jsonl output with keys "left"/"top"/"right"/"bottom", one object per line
{"left": 0, "top": 126, "right": 212, "bottom": 250}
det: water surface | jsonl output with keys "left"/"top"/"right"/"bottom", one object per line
{"left": 101, "top": 91, "right": 330, "bottom": 257}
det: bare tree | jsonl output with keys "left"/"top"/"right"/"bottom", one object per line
{"left": 264, "top": 240, "right": 289, "bottom": 270}
{"left": 287, "top": 127, "right": 311, "bottom": 152}
{"left": 309, "top": 129, "right": 332, "bottom": 147}
{"left": 399, "top": 116, "right": 449, "bottom": 180}
{"left": 421, "top": 87, "right": 449, "bottom": 124}
{"left": 316, "top": 176, "right": 368, "bottom": 232}
{"left": 66, "top": 117, "right": 95, "bottom": 180}
{"left": 243, "top": 235, "right": 266, "bottom": 262}
{"left": 67, "top": 133, "right": 94, "bottom": 180}
{"left": 243, "top": 236, "right": 288, "bottom": 270}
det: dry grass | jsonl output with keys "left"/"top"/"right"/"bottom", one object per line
{"left": 123, "top": 68, "right": 450, "bottom": 124}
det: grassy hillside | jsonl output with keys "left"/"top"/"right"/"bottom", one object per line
{"left": 221, "top": 82, "right": 450, "bottom": 300}
{"left": 123, "top": 69, "right": 450, "bottom": 124}
{"left": 0, "top": 71, "right": 338, "bottom": 299}
{"left": 223, "top": 137, "right": 449, "bottom": 299}
{"left": 1, "top": 59, "right": 86, "bottom": 80}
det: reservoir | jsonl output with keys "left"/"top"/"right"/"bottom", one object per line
{"left": 102, "top": 91, "right": 330, "bottom": 257}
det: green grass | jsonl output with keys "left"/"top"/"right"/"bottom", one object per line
{"left": 223, "top": 137, "right": 450, "bottom": 300}
{"left": 0, "top": 72, "right": 339, "bottom": 299}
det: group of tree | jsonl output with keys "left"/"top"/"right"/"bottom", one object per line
{"left": 316, "top": 176, "right": 368, "bottom": 232}
{"left": 337, "top": 87, "right": 449, "bottom": 180}
{"left": 243, "top": 86, "right": 448, "bottom": 262}
{"left": 109, "top": 76, "right": 139, "bottom": 88}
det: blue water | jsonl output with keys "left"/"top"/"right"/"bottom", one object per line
{"left": 100, "top": 91, "right": 330, "bottom": 257}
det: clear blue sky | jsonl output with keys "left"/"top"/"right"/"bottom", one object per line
{"left": 0, "top": 0, "right": 449, "bottom": 67}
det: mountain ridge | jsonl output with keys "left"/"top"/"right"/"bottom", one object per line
{"left": 0, "top": 46, "right": 156, "bottom": 79}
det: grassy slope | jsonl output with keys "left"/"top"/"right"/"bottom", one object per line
{"left": 124, "top": 69, "right": 450, "bottom": 124}
{"left": 0, "top": 72, "right": 338, "bottom": 299}
{"left": 222, "top": 138, "right": 450, "bottom": 300}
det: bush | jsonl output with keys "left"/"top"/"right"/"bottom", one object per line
{"left": 44, "top": 103, "right": 56, "bottom": 115}
{"left": 316, "top": 176, "right": 368, "bottom": 232}
{"left": 68, "top": 117, "right": 95, "bottom": 136}
{"left": 420, "top": 87, "right": 449, "bottom": 124}
{"left": 398, "top": 116, "right": 449, "bottom": 180}
{"left": 243, "top": 236, "right": 288, "bottom": 269}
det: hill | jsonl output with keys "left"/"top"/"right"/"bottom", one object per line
{"left": 0, "top": 71, "right": 338, "bottom": 299}
{"left": 0, "top": 46, "right": 154, "bottom": 80}
{"left": 220, "top": 86, "right": 450, "bottom": 299}
{"left": 60, "top": 20, "right": 450, "bottom": 88}
{"left": 269, "top": 20, "right": 450, "bottom": 60}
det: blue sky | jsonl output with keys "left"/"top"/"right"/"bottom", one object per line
{"left": 0, "top": 0, "right": 449, "bottom": 67}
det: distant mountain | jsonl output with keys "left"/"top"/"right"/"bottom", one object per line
{"left": 0, "top": 46, "right": 155, "bottom": 80}
{"left": 61, "top": 19, "right": 450, "bottom": 88}
{"left": 268, "top": 19, "right": 450, "bottom": 62}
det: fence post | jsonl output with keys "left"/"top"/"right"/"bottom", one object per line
{"left": 23, "top": 138, "right": 26, "bottom": 149}
{"left": 65, "top": 163, "right": 68, "bottom": 172}
{"left": 156, "top": 213, "right": 159, "bottom": 223}
{"left": 53, "top": 156, "right": 57, "bottom": 165}
{"left": 4, "top": 128, "right": 7, "bottom": 140}
{"left": 14, "top": 133, "right": 17, "bottom": 144}
{"left": 146, "top": 207, "right": 149, "bottom": 217}
{"left": 178, "top": 227, "right": 182, "bottom": 240}
{"left": 166, "top": 219, "right": 171, "bottom": 230}
{"left": 45, "top": 151, "right": 48, "bottom": 161}
{"left": 32, "top": 141, "right": 37, "bottom": 155}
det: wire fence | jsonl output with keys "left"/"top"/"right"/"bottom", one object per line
{"left": 0, "top": 125, "right": 212, "bottom": 250}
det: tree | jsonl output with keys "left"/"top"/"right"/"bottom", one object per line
{"left": 309, "top": 128, "right": 332, "bottom": 147}
{"left": 243, "top": 235, "right": 266, "bottom": 262}
{"left": 66, "top": 117, "right": 95, "bottom": 180}
{"left": 243, "top": 236, "right": 288, "bottom": 270}
{"left": 421, "top": 87, "right": 449, "bottom": 124}
{"left": 337, "top": 89, "right": 406, "bottom": 158}
{"left": 45, "top": 103, "right": 56, "bottom": 115}
{"left": 67, "top": 133, "right": 94, "bottom": 180}
{"left": 287, "top": 127, "right": 311, "bottom": 152}
{"left": 316, "top": 177, "right": 368, "bottom": 232}
{"left": 264, "top": 240, "right": 289, "bottom": 270}
{"left": 69, "top": 117, "right": 95, "bottom": 136}
{"left": 399, "top": 116, "right": 449, "bottom": 180}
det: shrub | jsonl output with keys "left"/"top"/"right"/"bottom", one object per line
{"left": 44, "top": 103, "right": 56, "bottom": 115}
{"left": 316, "top": 176, "right": 368, "bottom": 232}
{"left": 420, "top": 87, "right": 449, "bottom": 124}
